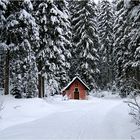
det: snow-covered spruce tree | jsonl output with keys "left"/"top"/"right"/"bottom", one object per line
{"left": 20, "top": 0, "right": 39, "bottom": 98}
{"left": 97, "top": 0, "right": 114, "bottom": 90}
{"left": 112, "top": 0, "right": 117, "bottom": 12}
{"left": 114, "top": 0, "right": 140, "bottom": 97}
{"left": 4, "top": 0, "right": 39, "bottom": 98}
{"left": 67, "top": 0, "right": 77, "bottom": 80}
{"left": 0, "top": 0, "right": 9, "bottom": 91}
{"left": 33, "top": 0, "right": 49, "bottom": 97}
{"left": 126, "top": 0, "right": 140, "bottom": 90}
{"left": 20, "top": 40, "right": 38, "bottom": 98}
{"left": 0, "top": 0, "right": 13, "bottom": 95}
{"left": 113, "top": 0, "right": 129, "bottom": 97}
{"left": 54, "top": 0, "right": 72, "bottom": 89}
{"left": 71, "top": 0, "right": 100, "bottom": 89}
{"left": 34, "top": 0, "right": 71, "bottom": 96}
{"left": 0, "top": 0, "right": 8, "bottom": 39}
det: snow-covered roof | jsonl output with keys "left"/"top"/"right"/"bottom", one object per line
{"left": 61, "top": 76, "right": 90, "bottom": 92}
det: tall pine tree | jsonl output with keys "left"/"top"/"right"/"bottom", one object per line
{"left": 114, "top": 0, "right": 140, "bottom": 96}
{"left": 97, "top": 0, "right": 114, "bottom": 89}
{"left": 0, "top": 0, "right": 9, "bottom": 91}
{"left": 34, "top": 0, "right": 72, "bottom": 96}
{"left": 71, "top": 0, "right": 100, "bottom": 89}
{"left": 4, "top": 0, "right": 39, "bottom": 98}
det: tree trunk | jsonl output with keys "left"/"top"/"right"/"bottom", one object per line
{"left": 42, "top": 76, "right": 45, "bottom": 97}
{"left": 38, "top": 73, "right": 42, "bottom": 98}
{"left": 4, "top": 50, "right": 10, "bottom": 95}
{"left": 136, "top": 66, "right": 140, "bottom": 89}
{"left": 38, "top": 73, "right": 45, "bottom": 98}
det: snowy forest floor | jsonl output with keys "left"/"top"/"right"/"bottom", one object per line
{"left": 0, "top": 94, "right": 140, "bottom": 140}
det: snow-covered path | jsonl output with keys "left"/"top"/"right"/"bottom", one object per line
{"left": 0, "top": 96, "right": 139, "bottom": 139}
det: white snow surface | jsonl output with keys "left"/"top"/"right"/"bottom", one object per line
{"left": 0, "top": 94, "right": 140, "bottom": 140}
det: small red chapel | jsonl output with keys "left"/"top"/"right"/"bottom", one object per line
{"left": 61, "top": 76, "right": 89, "bottom": 100}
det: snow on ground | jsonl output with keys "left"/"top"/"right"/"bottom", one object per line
{"left": 90, "top": 90, "right": 120, "bottom": 98}
{"left": 0, "top": 95, "right": 62, "bottom": 131}
{"left": 0, "top": 94, "right": 139, "bottom": 140}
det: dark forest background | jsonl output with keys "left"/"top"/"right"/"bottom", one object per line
{"left": 0, "top": 0, "right": 140, "bottom": 98}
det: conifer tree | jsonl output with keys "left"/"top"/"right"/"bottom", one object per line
{"left": 113, "top": 0, "right": 128, "bottom": 95}
{"left": 34, "top": 0, "right": 72, "bottom": 95}
{"left": 0, "top": 0, "right": 9, "bottom": 92}
{"left": 71, "top": 0, "right": 100, "bottom": 89}
{"left": 97, "top": 0, "right": 114, "bottom": 89}
{"left": 54, "top": 0, "right": 72, "bottom": 88}
{"left": 67, "top": 0, "right": 77, "bottom": 80}
{"left": 124, "top": 0, "right": 140, "bottom": 90}
{"left": 0, "top": 0, "right": 8, "bottom": 39}
{"left": 114, "top": 0, "right": 140, "bottom": 96}
{"left": 4, "top": 0, "right": 39, "bottom": 98}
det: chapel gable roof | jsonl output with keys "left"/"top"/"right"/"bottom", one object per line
{"left": 61, "top": 76, "right": 90, "bottom": 92}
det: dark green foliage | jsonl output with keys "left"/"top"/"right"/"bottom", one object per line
{"left": 97, "top": 0, "right": 114, "bottom": 90}
{"left": 34, "top": 0, "right": 72, "bottom": 95}
{"left": 2, "top": 0, "right": 39, "bottom": 98}
{"left": 70, "top": 0, "right": 100, "bottom": 90}
{"left": 11, "top": 87, "right": 22, "bottom": 98}
{"left": 114, "top": 0, "right": 140, "bottom": 96}
{"left": 0, "top": 0, "right": 139, "bottom": 98}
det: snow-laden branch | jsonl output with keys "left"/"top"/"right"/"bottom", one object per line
{"left": 125, "top": 95, "right": 140, "bottom": 127}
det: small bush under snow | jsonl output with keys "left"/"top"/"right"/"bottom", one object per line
{"left": 90, "top": 90, "right": 120, "bottom": 99}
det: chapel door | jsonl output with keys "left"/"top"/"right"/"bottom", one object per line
{"left": 74, "top": 88, "right": 79, "bottom": 99}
